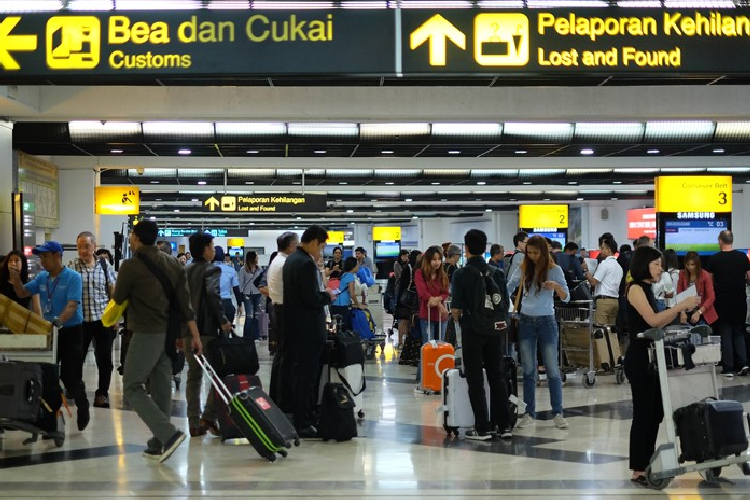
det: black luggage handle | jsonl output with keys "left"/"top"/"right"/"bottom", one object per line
{"left": 24, "top": 379, "right": 38, "bottom": 406}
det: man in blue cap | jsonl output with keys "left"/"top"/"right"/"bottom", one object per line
{"left": 213, "top": 245, "right": 243, "bottom": 327}
{"left": 10, "top": 241, "right": 90, "bottom": 431}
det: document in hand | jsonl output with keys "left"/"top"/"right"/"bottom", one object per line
{"left": 674, "top": 284, "right": 696, "bottom": 305}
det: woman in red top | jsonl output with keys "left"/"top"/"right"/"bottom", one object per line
{"left": 676, "top": 251, "right": 717, "bottom": 326}
{"left": 414, "top": 246, "right": 450, "bottom": 389}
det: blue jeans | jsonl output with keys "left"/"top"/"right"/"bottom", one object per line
{"left": 415, "top": 318, "right": 448, "bottom": 384}
{"left": 518, "top": 314, "right": 563, "bottom": 417}
{"left": 243, "top": 294, "right": 262, "bottom": 340}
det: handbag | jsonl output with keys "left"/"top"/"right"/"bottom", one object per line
{"left": 328, "top": 329, "right": 364, "bottom": 369}
{"left": 205, "top": 330, "right": 260, "bottom": 378}
{"left": 569, "top": 280, "right": 593, "bottom": 301}
{"left": 507, "top": 271, "right": 525, "bottom": 344}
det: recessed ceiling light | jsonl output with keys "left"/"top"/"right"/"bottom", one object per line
{"left": 515, "top": 150, "right": 527, "bottom": 154}
{"left": 381, "top": 150, "right": 394, "bottom": 154}
{"left": 477, "top": 181, "right": 486, "bottom": 185}
{"left": 246, "top": 150, "right": 259, "bottom": 154}
{"left": 611, "top": 197, "right": 619, "bottom": 200}
{"left": 448, "top": 150, "right": 461, "bottom": 155}
{"left": 577, "top": 197, "right": 584, "bottom": 201}
{"left": 339, "top": 182, "right": 348, "bottom": 185}
{"left": 191, "top": 198, "right": 199, "bottom": 202}
{"left": 346, "top": 209, "right": 354, "bottom": 213}
{"left": 405, "top": 198, "right": 412, "bottom": 202}
{"left": 613, "top": 181, "right": 622, "bottom": 184}
{"left": 110, "top": 149, "right": 123, "bottom": 154}
{"left": 336, "top": 199, "right": 342, "bottom": 202}
{"left": 713, "top": 148, "right": 725, "bottom": 154}
{"left": 647, "top": 148, "right": 660, "bottom": 154}
{"left": 412, "top": 215, "right": 418, "bottom": 219}
{"left": 178, "top": 149, "right": 191, "bottom": 155}
{"left": 294, "top": 226, "right": 299, "bottom": 228}
{"left": 198, "top": 181, "right": 207, "bottom": 185}
{"left": 174, "top": 209, "right": 180, "bottom": 213}
{"left": 296, "top": 216, "right": 302, "bottom": 220}
{"left": 248, "top": 222, "right": 255, "bottom": 225}
{"left": 156, "top": 198, "right": 162, "bottom": 201}
{"left": 485, "top": 208, "right": 492, "bottom": 212}
{"left": 431, "top": 182, "right": 440, "bottom": 185}
{"left": 245, "top": 181, "right": 254, "bottom": 185}
{"left": 149, "top": 216, "right": 156, "bottom": 220}
{"left": 568, "top": 181, "right": 577, "bottom": 185}
{"left": 543, "top": 198, "right": 550, "bottom": 201}
{"left": 292, "top": 181, "right": 301, "bottom": 185}
{"left": 523, "top": 181, "right": 532, "bottom": 185}
{"left": 580, "top": 148, "right": 594, "bottom": 155}
{"left": 385, "top": 182, "right": 394, "bottom": 185}
{"left": 509, "top": 198, "right": 517, "bottom": 202}
{"left": 314, "top": 150, "right": 327, "bottom": 154}
{"left": 150, "top": 180, "right": 159, "bottom": 184}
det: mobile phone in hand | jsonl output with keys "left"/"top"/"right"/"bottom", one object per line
{"left": 495, "top": 321, "right": 507, "bottom": 330}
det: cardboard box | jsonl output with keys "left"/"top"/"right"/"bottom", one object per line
{"left": 562, "top": 325, "right": 621, "bottom": 371}
{"left": 0, "top": 294, "right": 53, "bottom": 336}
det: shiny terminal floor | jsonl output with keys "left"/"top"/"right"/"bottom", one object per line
{"left": 1, "top": 315, "right": 750, "bottom": 500}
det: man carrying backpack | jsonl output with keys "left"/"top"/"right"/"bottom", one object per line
{"left": 450, "top": 229, "right": 512, "bottom": 441}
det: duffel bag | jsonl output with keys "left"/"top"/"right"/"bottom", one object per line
{"left": 205, "top": 331, "right": 260, "bottom": 378}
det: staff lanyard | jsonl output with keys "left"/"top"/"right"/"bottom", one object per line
{"left": 45, "top": 273, "right": 61, "bottom": 314}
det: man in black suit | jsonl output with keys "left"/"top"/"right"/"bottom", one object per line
{"left": 282, "top": 225, "right": 334, "bottom": 437}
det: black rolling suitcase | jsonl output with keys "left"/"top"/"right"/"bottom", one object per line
{"left": 215, "top": 374, "right": 263, "bottom": 442}
{"left": 674, "top": 398, "right": 749, "bottom": 463}
{"left": 196, "top": 354, "right": 299, "bottom": 462}
{"left": 319, "top": 382, "right": 357, "bottom": 442}
{"left": 505, "top": 355, "right": 519, "bottom": 429}
{"left": 0, "top": 361, "right": 42, "bottom": 421}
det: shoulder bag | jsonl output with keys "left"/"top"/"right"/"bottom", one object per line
{"left": 137, "top": 253, "right": 182, "bottom": 361}
{"left": 507, "top": 271, "right": 525, "bottom": 344}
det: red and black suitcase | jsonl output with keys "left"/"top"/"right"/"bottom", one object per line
{"left": 196, "top": 354, "right": 299, "bottom": 462}
{"left": 215, "top": 374, "right": 262, "bottom": 442}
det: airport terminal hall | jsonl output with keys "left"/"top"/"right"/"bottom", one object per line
{"left": 5, "top": 1, "right": 750, "bottom": 499}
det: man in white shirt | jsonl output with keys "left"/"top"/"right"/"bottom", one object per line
{"left": 268, "top": 231, "right": 299, "bottom": 413}
{"left": 583, "top": 238, "right": 623, "bottom": 326}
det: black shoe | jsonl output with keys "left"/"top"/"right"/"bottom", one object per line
{"left": 465, "top": 429, "right": 492, "bottom": 441}
{"left": 296, "top": 425, "right": 318, "bottom": 439}
{"left": 93, "top": 393, "right": 109, "bottom": 408}
{"left": 159, "top": 430, "right": 186, "bottom": 463}
{"left": 77, "top": 406, "right": 90, "bottom": 431}
{"left": 739, "top": 366, "right": 750, "bottom": 376}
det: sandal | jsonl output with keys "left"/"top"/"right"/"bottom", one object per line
{"left": 630, "top": 476, "right": 647, "bottom": 486}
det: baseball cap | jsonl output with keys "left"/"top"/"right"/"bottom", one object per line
{"left": 32, "top": 241, "right": 63, "bottom": 255}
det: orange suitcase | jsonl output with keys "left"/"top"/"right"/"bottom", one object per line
{"left": 420, "top": 309, "right": 454, "bottom": 393}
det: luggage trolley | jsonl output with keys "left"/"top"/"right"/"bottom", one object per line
{"left": 641, "top": 325, "right": 750, "bottom": 489}
{"left": 0, "top": 326, "right": 65, "bottom": 448}
{"left": 363, "top": 283, "right": 387, "bottom": 359}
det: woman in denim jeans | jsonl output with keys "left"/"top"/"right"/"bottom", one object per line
{"left": 413, "top": 246, "right": 450, "bottom": 392}
{"left": 507, "top": 236, "right": 570, "bottom": 429}
{"left": 239, "top": 252, "right": 263, "bottom": 340}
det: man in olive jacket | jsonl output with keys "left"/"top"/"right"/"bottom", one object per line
{"left": 113, "top": 221, "right": 202, "bottom": 463}
{"left": 184, "top": 232, "right": 232, "bottom": 438}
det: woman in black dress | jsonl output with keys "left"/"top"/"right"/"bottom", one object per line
{"left": 625, "top": 245, "right": 701, "bottom": 484}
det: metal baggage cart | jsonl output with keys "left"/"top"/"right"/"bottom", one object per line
{"left": 641, "top": 325, "right": 750, "bottom": 489}
{"left": 556, "top": 300, "right": 598, "bottom": 388}
{"left": 363, "top": 283, "right": 387, "bottom": 359}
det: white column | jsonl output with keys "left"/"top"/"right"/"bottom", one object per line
{"left": 0, "top": 123, "right": 14, "bottom": 253}
{"left": 52, "top": 169, "right": 95, "bottom": 247}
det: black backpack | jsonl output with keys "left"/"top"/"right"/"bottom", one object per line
{"left": 463, "top": 265, "right": 504, "bottom": 336}
{"left": 319, "top": 383, "right": 357, "bottom": 442}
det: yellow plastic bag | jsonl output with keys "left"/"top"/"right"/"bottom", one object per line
{"left": 102, "top": 299, "right": 127, "bottom": 327}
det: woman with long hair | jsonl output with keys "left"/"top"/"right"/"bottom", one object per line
{"left": 325, "top": 246, "right": 344, "bottom": 279}
{"left": 624, "top": 246, "right": 700, "bottom": 484}
{"left": 395, "top": 250, "right": 423, "bottom": 346}
{"left": 507, "top": 235, "right": 570, "bottom": 429}
{"left": 413, "top": 246, "right": 450, "bottom": 391}
{"left": 0, "top": 251, "right": 39, "bottom": 312}
{"left": 239, "top": 251, "right": 263, "bottom": 340}
{"left": 393, "top": 249, "right": 409, "bottom": 281}
{"left": 676, "top": 251, "right": 717, "bottom": 328}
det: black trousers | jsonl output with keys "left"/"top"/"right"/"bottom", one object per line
{"left": 81, "top": 320, "right": 116, "bottom": 395}
{"left": 58, "top": 324, "right": 89, "bottom": 410}
{"left": 290, "top": 338, "right": 326, "bottom": 429}
{"left": 222, "top": 298, "right": 236, "bottom": 326}
{"left": 462, "top": 331, "right": 510, "bottom": 434}
{"left": 625, "top": 356, "right": 663, "bottom": 471}
{"left": 269, "top": 305, "right": 290, "bottom": 412}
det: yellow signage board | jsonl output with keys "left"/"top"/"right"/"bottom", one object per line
{"left": 327, "top": 231, "right": 345, "bottom": 244}
{"left": 373, "top": 226, "right": 401, "bottom": 241}
{"left": 654, "top": 175, "right": 732, "bottom": 213}
{"left": 519, "top": 204, "right": 568, "bottom": 229}
{"left": 95, "top": 186, "right": 139, "bottom": 214}
{"left": 227, "top": 238, "right": 245, "bottom": 247}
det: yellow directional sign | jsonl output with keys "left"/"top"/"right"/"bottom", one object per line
{"left": 0, "top": 17, "right": 38, "bottom": 71}
{"left": 654, "top": 175, "right": 732, "bottom": 213}
{"left": 220, "top": 196, "right": 237, "bottom": 212}
{"left": 409, "top": 14, "right": 465, "bottom": 67}
{"left": 95, "top": 186, "right": 139, "bottom": 215}
{"left": 474, "top": 13, "right": 529, "bottom": 66}
{"left": 205, "top": 197, "right": 220, "bottom": 211}
{"left": 46, "top": 16, "right": 101, "bottom": 70}
{"left": 519, "top": 204, "right": 569, "bottom": 229}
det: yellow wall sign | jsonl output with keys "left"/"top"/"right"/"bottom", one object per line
{"left": 519, "top": 204, "right": 569, "bottom": 229}
{"left": 373, "top": 226, "right": 401, "bottom": 241}
{"left": 95, "top": 186, "right": 139, "bottom": 214}
{"left": 227, "top": 238, "right": 245, "bottom": 247}
{"left": 327, "top": 231, "right": 345, "bottom": 244}
{"left": 654, "top": 175, "right": 732, "bottom": 213}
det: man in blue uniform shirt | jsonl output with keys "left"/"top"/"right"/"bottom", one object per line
{"left": 213, "top": 246, "right": 243, "bottom": 326}
{"left": 10, "top": 241, "right": 90, "bottom": 431}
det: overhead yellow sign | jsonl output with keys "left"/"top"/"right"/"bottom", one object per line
{"left": 0, "top": 17, "right": 38, "bottom": 71}
{"left": 654, "top": 175, "right": 732, "bottom": 213}
{"left": 227, "top": 238, "right": 245, "bottom": 247}
{"left": 519, "top": 204, "right": 569, "bottom": 229}
{"left": 327, "top": 231, "right": 345, "bottom": 244}
{"left": 410, "top": 14, "right": 466, "bottom": 66}
{"left": 46, "top": 16, "right": 101, "bottom": 69}
{"left": 373, "top": 226, "right": 401, "bottom": 241}
{"left": 474, "top": 13, "right": 529, "bottom": 66}
{"left": 95, "top": 186, "right": 139, "bottom": 215}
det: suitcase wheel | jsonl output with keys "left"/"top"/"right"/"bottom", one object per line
{"left": 615, "top": 369, "right": 625, "bottom": 385}
{"left": 357, "top": 410, "right": 365, "bottom": 420}
{"left": 53, "top": 437, "right": 65, "bottom": 448}
{"left": 294, "top": 439, "right": 300, "bottom": 447}
{"left": 740, "top": 462, "right": 750, "bottom": 476}
{"left": 279, "top": 450, "right": 288, "bottom": 458}
{"left": 265, "top": 452, "right": 277, "bottom": 463}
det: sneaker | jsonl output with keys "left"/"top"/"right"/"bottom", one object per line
{"left": 553, "top": 413, "right": 569, "bottom": 429}
{"left": 414, "top": 385, "right": 423, "bottom": 394}
{"left": 465, "top": 429, "right": 492, "bottom": 441}
{"left": 721, "top": 371, "right": 735, "bottom": 379}
{"left": 739, "top": 366, "right": 750, "bottom": 376}
{"left": 93, "top": 393, "right": 109, "bottom": 409}
{"left": 158, "top": 430, "right": 186, "bottom": 463}
{"left": 142, "top": 448, "right": 161, "bottom": 460}
{"left": 517, "top": 414, "right": 534, "bottom": 428}
{"left": 499, "top": 428, "right": 513, "bottom": 439}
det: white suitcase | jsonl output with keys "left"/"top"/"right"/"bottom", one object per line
{"left": 440, "top": 367, "right": 490, "bottom": 436}
{"left": 318, "top": 363, "right": 365, "bottom": 419}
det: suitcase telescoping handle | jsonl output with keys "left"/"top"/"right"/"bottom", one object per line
{"left": 194, "top": 353, "right": 232, "bottom": 406}
{"left": 427, "top": 302, "right": 446, "bottom": 345}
